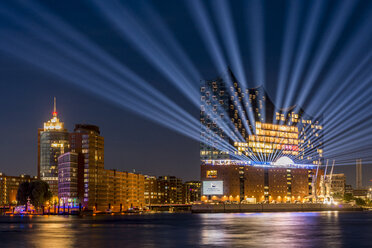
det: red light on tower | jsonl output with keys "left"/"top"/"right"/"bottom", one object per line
{"left": 53, "top": 97, "right": 57, "bottom": 117}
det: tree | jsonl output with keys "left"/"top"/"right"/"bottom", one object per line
{"left": 16, "top": 181, "right": 31, "bottom": 205}
{"left": 16, "top": 180, "right": 53, "bottom": 208}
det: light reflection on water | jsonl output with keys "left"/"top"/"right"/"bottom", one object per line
{"left": 200, "top": 212, "right": 342, "bottom": 247}
{"left": 0, "top": 212, "right": 371, "bottom": 247}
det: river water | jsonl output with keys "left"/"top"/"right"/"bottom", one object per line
{"left": 0, "top": 212, "right": 372, "bottom": 247}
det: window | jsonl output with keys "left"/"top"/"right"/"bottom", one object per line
{"left": 206, "top": 170, "right": 217, "bottom": 178}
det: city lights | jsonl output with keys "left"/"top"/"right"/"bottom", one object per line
{"left": 0, "top": 0, "right": 371, "bottom": 169}
{"left": 0, "top": 1, "right": 372, "bottom": 246}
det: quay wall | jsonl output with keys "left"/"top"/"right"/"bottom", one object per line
{"left": 191, "top": 203, "right": 363, "bottom": 213}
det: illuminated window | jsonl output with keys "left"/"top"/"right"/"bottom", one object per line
{"left": 206, "top": 170, "right": 217, "bottom": 178}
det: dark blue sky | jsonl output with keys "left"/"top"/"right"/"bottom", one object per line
{"left": 0, "top": 0, "right": 372, "bottom": 185}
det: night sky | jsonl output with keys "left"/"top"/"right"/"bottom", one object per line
{"left": 1, "top": 0, "right": 372, "bottom": 185}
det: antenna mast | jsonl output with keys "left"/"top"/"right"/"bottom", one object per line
{"left": 53, "top": 97, "right": 57, "bottom": 117}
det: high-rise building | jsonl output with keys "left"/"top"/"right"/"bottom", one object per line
{"left": 184, "top": 181, "right": 201, "bottom": 203}
{"left": 200, "top": 69, "right": 323, "bottom": 165}
{"left": 200, "top": 69, "right": 324, "bottom": 203}
{"left": 62, "top": 124, "right": 146, "bottom": 211}
{"left": 38, "top": 98, "right": 69, "bottom": 196}
{"left": 58, "top": 152, "right": 83, "bottom": 207}
{"left": 0, "top": 173, "right": 37, "bottom": 205}
{"left": 69, "top": 124, "right": 105, "bottom": 209}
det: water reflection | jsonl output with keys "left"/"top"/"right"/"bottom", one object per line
{"left": 200, "top": 212, "right": 342, "bottom": 247}
{"left": 0, "top": 212, "right": 371, "bottom": 247}
{"left": 26, "top": 216, "right": 77, "bottom": 248}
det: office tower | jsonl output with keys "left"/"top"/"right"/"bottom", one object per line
{"left": 70, "top": 124, "right": 104, "bottom": 209}
{"left": 38, "top": 98, "right": 69, "bottom": 196}
{"left": 58, "top": 152, "right": 82, "bottom": 207}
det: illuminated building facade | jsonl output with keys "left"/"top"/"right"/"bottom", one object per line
{"left": 70, "top": 124, "right": 105, "bottom": 209}
{"left": 144, "top": 175, "right": 159, "bottom": 205}
{"left": 58, "top": 152, "right": 82, "bottom": 207}
{"left": 200, "top": 69, "right": 323, "bottom": 165}
{"left": 184, "top": 181, "right": 201, "bottom": 203}
{"left": 200, "top": 69, "right": 324, "bottom": 202}
{"left": 0, "top": 173, "right": 37, "bottom": 205}
{"left": 326, "top": 173, "right": 346, "bottom": 197}
{"left": 104, "top": 170, "right": 145, "bottom": 211}
{"left": 60, "top": 124, "right": 146, "bottom": 211}
{"left": 157, "top": 176, "right": 184, "bottom": 204}
{"left": 201, "top": 160, "right": 323, "bottom": 203}
{"left": 38, "top": 98, "right": 69, "bottom": 196}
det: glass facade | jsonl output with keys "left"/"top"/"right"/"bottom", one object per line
{"left": 71, "top": 125, "right": 105, "bottom": 209}
{"left": 39, "top": 102, "right": 69, "bottom": 197}
{"left": 200, "top": 69, "right": 323, "bottom": 165}
{"left": 58, "top": 152, "right": 79, "bottom": 206}
{"left": 39, "top": 130, "right": 69, "bottom": 196}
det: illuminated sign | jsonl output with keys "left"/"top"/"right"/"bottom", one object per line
{"left": 202, "top": 181, "right": 223, "bottom": 195}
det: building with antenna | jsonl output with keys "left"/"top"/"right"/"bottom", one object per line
{"left": 200, "top": 69, "right": 324, "bottom": 203}
{"left": 36, "top": 99, "right": 148, "bottom": 210}
{"left": 38, "top": 97, "right": 69, "bottom": 196}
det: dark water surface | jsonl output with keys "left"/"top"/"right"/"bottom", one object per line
{"left": 1, "top": 212, "right": 372, "bottom": 247}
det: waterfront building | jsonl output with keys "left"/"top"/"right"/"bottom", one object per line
{"left": 345, "top": 184, "right": 353, "bottom": 195}
{"left": 58, "top": 124, "right": 146, "bottom": 211}
{"left": 184, "top": 181, "right": 201, "bottom": 203}
{"left": 200, "top": 160, "right": 323, "bottom": 203}
{"left": 38, "top": 98, "right": 69, "bottom": 196}
{"left": 326, "top": 173, "right": 346, "bottom": 197}
{"left": 200, "top": 69, "right": 323, "bottom": 164}
{"left": 157, "top": 176, "right": 184, "bottom": 204}
{"left": 200, "top": 69, "right": 324, "bottom": 202}
{"left": 58, "top": 152, "right": 83, "bottom": 207}
{"left": 0, "top": 173, "right": 37, "bottom": 205}
{"left": 70, "top": 124, "right": 105, "bottom": 209}
{"left": 144, "top": 175, "right": 159, "bottom": 205}
{"left": 367, "top": 188, "right": 372, "bottom": 201}
{"left": 104, "top": 169, "right": 145, "bottom": 211}
{"left": 124, "top": 171, "right": 145, "bottom": 209}
{"left": 353, "top": 189, "right": 368, "bottom": 200}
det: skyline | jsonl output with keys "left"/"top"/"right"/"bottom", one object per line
{"left": 1, "top": 0, "right": 372, "bottom": 185}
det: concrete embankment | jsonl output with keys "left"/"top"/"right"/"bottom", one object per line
{"left": 191, "top": 203, "right": 363, "bottom": 213}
